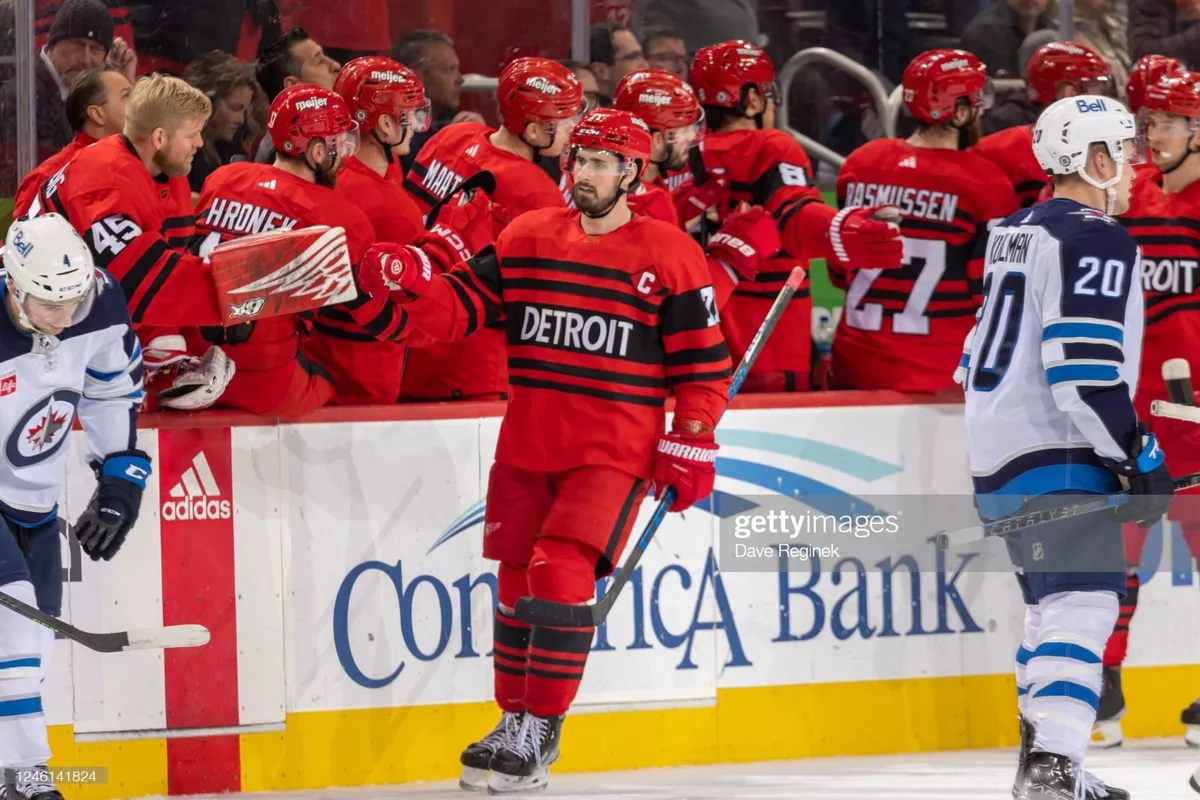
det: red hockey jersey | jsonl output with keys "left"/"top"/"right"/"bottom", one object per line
{"left": 14, "top": 132, "right": 97, "bottom": 217}
{"left": 404, "top": 207, "right": 732, "bottom": 478}
{"left": 689, "top": 128, "right": 830, "bottom": 392}
{"left": 328, "top": 156, "right": 427, "bottom": 404}
{"left": 191, "top": 163, "right": 407, "bottom": 415}
{"left": 834, "top": 139, "right": 1019, "bottom": 392}
{"left": 1120, "top": 171, "right": 1200, "bottom": 417}
{"left": 401, "top": 122, "right": 567, "bottom": 401}
{"left": 34, "top": 134, "right": 218, "bottom": 325}
{"left": 971, "top": 124, "right": 1048, "bottom": 209}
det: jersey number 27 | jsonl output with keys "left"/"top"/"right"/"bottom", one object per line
{"left": 844, "top": 239, "right": 946, "bottom": 335}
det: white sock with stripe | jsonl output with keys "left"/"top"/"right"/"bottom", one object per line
{"left": 1026, "top": 589, "right": 1118, "bottom": 762}
{"left": 0, "top": 580, "right": 51, "bottom": 768}
{"left": 1016, "top": 604, "right": 1042, "bottom": 716}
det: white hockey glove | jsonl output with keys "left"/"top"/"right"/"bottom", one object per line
{"left": 144, "top": 336, "right": 236, "bottom": 411}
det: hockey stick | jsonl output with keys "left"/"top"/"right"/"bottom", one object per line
{"left": 424, "top": 170, "right": 497, "bottom": 230}
{"left": 0, "top": 590, "right": 210, "bottom": 654}
{"left": 1152, "top": 400, "right": 1200, "bottom": 424}
{"left": 514, "top": 266, "right": 807, "bottom": 628}
{"left": 934, "top": 471, "right": 1200, "bottom": 550}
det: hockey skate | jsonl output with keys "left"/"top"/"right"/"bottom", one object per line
{"left": 1012, "top": 751, "right": 1130, "bottom": 800}
{"left": 1183, "top": 698, "right": 1200, "bottom": 748}
{"left": 1091, "top": 666, "right": 1126, "bottom": 749}
{"left": 1190, "top": 762, "right": 1200, "bottom": 793}
{"left": 486, "top": 712, "right": 562, "bottom": 795}
{"left": 1013, "top": 715, "right": 1034, "bottom": 790}
{"left": 2, "top": 765, "right": 64, "bottom": 800}
{"left": 459, "top": 710, "right": 523, "bottom": 792}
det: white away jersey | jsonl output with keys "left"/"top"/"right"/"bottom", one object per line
{"left": 958, "top": 198, "right": 1143, "bottom": 517}
{"left": 0, "top": 269, "right": 143, "bottom": 525}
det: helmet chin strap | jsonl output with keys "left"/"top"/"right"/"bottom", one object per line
{"left": 1080, "top": 160, "right": 1124, "bottom": 215}
{"left": 578, "top": 160, "right": 642, "bottom": 219}
{"left": 1157, "top": 143, "right": 1197, "bottom": 174}
{"left": 373, "top": 128, "right": 399, "bottom": 164}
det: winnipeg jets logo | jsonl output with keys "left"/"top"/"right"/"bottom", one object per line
{"left": 6, "top": 390, "right": 80, "bottom": 468}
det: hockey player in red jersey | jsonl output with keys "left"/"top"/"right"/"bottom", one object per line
{"left": 1090, "top": 68, "right": 1200, "bottom": 748}
{"left": 398, "top": 57, "right": 585, "bottom": 402}
{"left": 323, "top": 57, "right": 434, "bottom": 404}
{"left": 32, "top": 74, "right": 221, "bottom": 326}
{"left": 1126, "top": 54, "right": 1183, "bottom": 118}
{"left": 609, "top": 68, "right": 703, "bottom": 226}
{"left": 685, "top": 39, "right": 903, "bottom": 392}
{"left": 362, "top": 108, "right": 732, "bottom": 795}
{"left": 973, "top": 42, "right": 1112, "bottom": 208}
{"left": 188, "top": 84, "right": 412, "bottom": 418}
{"left": 833, "top": 50, "right": 1019, "bottom": 393}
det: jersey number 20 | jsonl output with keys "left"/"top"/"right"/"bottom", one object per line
{"left": 845, "top": 239, "right": 946, "bottom": 335}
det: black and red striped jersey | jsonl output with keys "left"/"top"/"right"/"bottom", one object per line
{"left": 403, "top": 207, "right": 732, "bottom": 478}
{"left": 833, "top": 138, "right": 1019, "bottom": 392}
{"left": 1120, "top": 170, "right": 1200, "bottom": 415}
{"left": 34, "top": 134, "right": 219, "bottom": 326}
{"left": 189, "top": 162, "right": 409, "bottom": 409}
{"left": 682, "top": 128, "right": 831, "bottom": 391}
{"left": 401, "top": 122, "right": 568, "bottom": 402}
{"left": 971, "top": 124, "right": 1048, "bottom": 209}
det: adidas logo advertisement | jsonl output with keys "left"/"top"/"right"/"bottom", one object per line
{"left": 161, "top": 451, "right": 231, "bottom": 521}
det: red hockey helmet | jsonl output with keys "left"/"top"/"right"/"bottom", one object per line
{"left": 1127, "top": 54, "right": 1184, "bottom": 114}
{"left": 1026, "top": 41, "right": 1111, "bottom": 105}
{"left": 563, "top": 107, "right": 653, "bottom": 179}
{"left": 613, "top": 69, "right": 702, "bottom": 133}
{"left": 1145, "top": 69, "right": 1200, "bottom": 119}
{"left": 901, "top": 49, "right": 989, "bottom": 124}
{"left": 334, "top": 56, "right": 431, "bottom": 134}
{"left": 268, "top": 84, "right": 360, "bottom": 158}
{"left": 690, "top": 40, "right": 776, "bottom": 109}
{"left": 496, "top": 57, "right": 586, "bottom": 134}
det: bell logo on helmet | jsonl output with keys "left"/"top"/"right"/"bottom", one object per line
{"left": 638, "top": 91, "right": 672, "bottom": 106}
{"left": 11, "top": 229, "right": 33, "bottom": 258}
{"left": 295, "top": 97, "right": 329, "bottom": 112}
{"left": 369, "top": 70, "right": 406, "bottom": 83}
{"left": 1076, "top": 98, "right": 1108, "bottom": 113}
{"left": 525, "top": 76, "right": 562, "bottom": 95}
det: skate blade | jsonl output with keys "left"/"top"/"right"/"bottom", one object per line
{"left": 1090, "top": 719, "right": 1124, "bottom": 749}
{"left": 459, "top": 766, "right": 489, "bottom": 792}
{"left": 1187, "top": 724, "right": 1200, "bottom": 749}
{"left": 487, "top": 770, "right": 549, "bottom": 795}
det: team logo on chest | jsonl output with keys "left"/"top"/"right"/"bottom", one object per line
{"left": 6, "top": 390, "right": 81, "bottom": 468}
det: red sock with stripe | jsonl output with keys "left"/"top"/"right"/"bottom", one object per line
{"left": 494, "top": 563, "right": 530, "bottom": 712}
{"left": 524, "top": 537, "right": 597, "bottom": 717}
{"left": 1102, "top": 571, "right": 1140, "bottom": 667}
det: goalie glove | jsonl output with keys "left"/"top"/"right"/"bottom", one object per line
{"left": 827, "top": 205, "right": 904, "bottom": 270}
{"left": 144, "top": 336, "right": 236, "bottom": 411}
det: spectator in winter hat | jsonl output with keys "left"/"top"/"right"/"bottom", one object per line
{"left": 0, "top": 0, "right": 125, "bottom": 194}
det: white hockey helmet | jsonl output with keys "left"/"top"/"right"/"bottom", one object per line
{"left": 3, "top": 214, "right": 98, "bottom": 331}
{"left": 1033, "top": 95, "right": 1142, "bottom": 212}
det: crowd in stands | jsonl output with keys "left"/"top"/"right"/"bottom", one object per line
{"left": 0, "top": 0, "right": 1190, "bottom": 418}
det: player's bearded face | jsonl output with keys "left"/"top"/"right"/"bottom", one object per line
{"left": 154, "top": 116, "right": 206, "bottom": 177}
{"left": 572, "top": 151, "right": 631, "bottom": 215}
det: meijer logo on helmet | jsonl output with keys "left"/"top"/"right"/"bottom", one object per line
{"left": 638, "top": 91, "right": 672, "bottom": 106}
{"left": 525, "top": 76, "right": 562, "bottom": 95}
{"left": 296, "top": 97, "right": 329, "bottom": 112}
{"left": 370, "top": 70, "right": 405, "bottom": 83}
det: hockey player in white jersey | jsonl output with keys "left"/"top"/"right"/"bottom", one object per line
{"left": 0, "top": 214, "right": 149, "bottom": 800}
{"left": 958, "top": 95, "right": 1174, "bottom": 799}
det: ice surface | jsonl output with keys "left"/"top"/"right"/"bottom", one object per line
{"left": 159, "top": 738, "right": 1199, "bottom": 799}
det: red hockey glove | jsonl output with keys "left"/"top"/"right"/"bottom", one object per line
{"left": 706, "top": 207, "right": 783, "bottom": 281}
{"left": 418, "top": 189, "right": 494, "bottom": 270}
{"left": 828, "top": 205, "right": 903, "bottom": 269}
{"left": 359, "top": 243, "right": 433, "bottom": 298}
{"left": 652, "top": 430, "right": 718, "bottom": 512}
{"left": 674, "top": 175, "right": 729, "bottom": 228}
